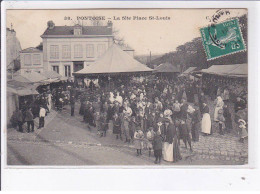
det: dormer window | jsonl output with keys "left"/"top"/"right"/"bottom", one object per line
{"left": 74, "top": 25, "right": 82, "bottom": 35}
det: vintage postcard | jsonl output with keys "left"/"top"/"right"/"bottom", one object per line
{"left": 4, "top": 8, "right": 248, "bottom": 166}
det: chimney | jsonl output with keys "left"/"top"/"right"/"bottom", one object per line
{"left": 107, "top": 20, "right": 113, "bottom": 28}
{"left": 47, "top": 20, "right": 55, "bottom": 29}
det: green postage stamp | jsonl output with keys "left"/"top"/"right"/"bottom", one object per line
{"left": 200, "top": 18, "right": 246, "bottom": 60}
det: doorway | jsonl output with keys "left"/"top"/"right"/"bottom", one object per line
{"left": 73, "top": 61, "right": 84, "bottom": 73}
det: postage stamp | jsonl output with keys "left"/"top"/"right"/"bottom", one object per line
{"left": 200, "top": 18, "right": 246, "bottom": 60}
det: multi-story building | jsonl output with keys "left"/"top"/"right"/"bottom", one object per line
{"left": 19, "top": 47, "right": 43, "bottom": 74}
{"left": 6, "top": 27, "right": 22, "bottom": 67}
{"left": 40, "top": 21, "right": 114, "bottom": 78}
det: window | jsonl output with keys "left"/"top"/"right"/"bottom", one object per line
{"left": 86, "top": 44, "right": 94, "bottom": 58}
{"left": 97, "top": 44, "right": 106, "bottom": 57}
{"left": 64, "top": 65, "right": 71, "bottom": 77}
{"left": 24, "top": 54, "right": 31, "bottom": 65}
{"left": 52, "top": 65, "right": 59, "bottom": 74}
{"left": 50, "top": 45, "right": 59, "bottom": 59}
{"left": 33, "top": 54, "right": 41, "bottom": 65}
{"left": 62, "top": 45, "right": 71, "bottom": 59}
{"left": 74, "top": 44, "right": 83, "bottom": 58}
{"left": 74, "top": 28, "right": 81, "bottom": 35}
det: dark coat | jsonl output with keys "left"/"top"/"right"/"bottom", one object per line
{"left": 24, "top": 110, "right": 33, "bottom": 122}
{"left": 113, "top": 117, "right": 121, "bottom": 134}
{"left": 165, "top": 123, "right": 175, "bottom": 144}
{"left": 153, "top": 135, "right": 163, "bottom": 150}
{"left": 192, "top": 109, "right": 201, "bottom": 124}
{"left": 202, "top": 105, "right": 210, "bottom": 114}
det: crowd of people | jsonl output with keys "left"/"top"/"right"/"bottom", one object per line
{"left": 10, "top": 74, "right": 248, "bottom": 164}
{"left": 73, "top": 75, "right": 248, "bottom": 164}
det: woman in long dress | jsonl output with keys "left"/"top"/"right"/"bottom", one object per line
{"left": 214, "top": 96, "right": 224, "bottom": 122}
{"left": 201, "top": 102, "right": 211, "bottom": 135}
{"left": 163, "top": 119, "right": 174, "bottom": 162}
{"left": 134, "top": 127, "right": 144, "bottom": 156}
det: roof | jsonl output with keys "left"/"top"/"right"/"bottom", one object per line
{"left": 201, "top": 64, "right": 248, "bottom": 77}
{"left": 7, "top": 80, "right": 39, "bottom": 96}
{"left": 154, "top": 62, "right": 180, "bottom": 73}
{"left": 73, "top": 44, "right": 152, "bottom": 75}
{"left": 40, "top": 70, "right": 62, "bottom": 79}
{"left": 182, "top": 67, "right": 197, "bottom": 75}
{"left": 13, "top": 72, "right": 47, "bottom": 83}
{"left": 42, "top": 25, "right": 113, "bottom": 37}
{"left": 20, "top": 47, "right": 42, "bottom": 53}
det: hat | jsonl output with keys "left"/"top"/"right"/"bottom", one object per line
{"left": 238, "top": 119, "right": 246, "bottom": 125}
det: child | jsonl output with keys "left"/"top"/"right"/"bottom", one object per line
{"left": 134, "top": 127, "right": 144, "bottom": 156}
{"left": 113, "top": 113, "right": 121, "bottom": 140}
{"left": 153, "top": 130, "right": 163, "bottom": 164}
{"left": 146, "top": 127, "right": 155, "bottom": 157}
{"left": 238, "top": 119, "right": 248, "bottom": 143}
{"left": 99, "top": 112, "right": 107, "bottom": 137}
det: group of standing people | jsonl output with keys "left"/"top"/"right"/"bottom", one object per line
{"left": 75, "top": 77, "right": 224, "bottom": 164}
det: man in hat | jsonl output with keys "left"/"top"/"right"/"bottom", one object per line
{"left": 25, "top": 108, "right": 34, "bottom": 133}
{"left": 38, "top": 105, "right": 46, "bottom": 129}
{"left": 179, "top": 119, "right": 193, "bottom": 152}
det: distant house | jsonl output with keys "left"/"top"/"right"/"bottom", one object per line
{"left": 20, "top": 47, "right": 43, "bottom": 75}
{"left": 40, "top": 21, "right": 114, "bottom": 77}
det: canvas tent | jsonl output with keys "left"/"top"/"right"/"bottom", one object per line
{"left": 154, "top": 62, "right": 180, "bottom": 73}
{"left": 73, "top": 44, "right": 152, "bottom": 76}
{"left": 12, "top": 71, "right": 48, "bottom": 83}
{"left": 179, "top": 67, "right": 197, "bottom": 77}
{"left": 201, "top": 64, "right": 248, "bottom": 78}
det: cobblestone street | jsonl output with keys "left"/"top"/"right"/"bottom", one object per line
{"left": 6, "top": 102, "right": 248, "bottom": 166}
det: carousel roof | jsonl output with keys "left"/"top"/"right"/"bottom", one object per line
{"left": 154, "top": 62, "right": 180, "bottom": 73}
{"left": 201, "top": 63, "right": 248, "bottom": 77}
{"left": 73, "top": 44, "right": 152, "bottom": 75}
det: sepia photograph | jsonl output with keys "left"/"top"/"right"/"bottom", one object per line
{"left": 5, "top": 8, "right": 248, "bottom": 166}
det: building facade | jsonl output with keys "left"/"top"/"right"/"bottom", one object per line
{"left": 6, "top": 27, "right": 22, "bottom": 67}
{"left": 20, "top": 47, "right": 43, "bottom": 75}
{"left": 40, "top": 21, "right": 114, "bottom": 77}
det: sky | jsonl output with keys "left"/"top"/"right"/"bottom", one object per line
{"left": 6, "top": 9, "right": 247, "bottom": 56}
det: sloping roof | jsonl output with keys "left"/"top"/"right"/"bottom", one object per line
{"left": 201, "top": 64, "right": 248, "bottom": 77}
{"left": 13, "top": 72, "right": 47, "bottom": 83}
{"left": 182, "top": 67, "right": 197, "bottom": 75}
{"left": 40, "top": 70, "right": 62, "bottom": 79}
{"left": 7, "top": 80, "right": 39, "bottom": 96}
{"left": 20, "top": 47, "right": 42, "bottom": 53}
{"left": 154, "top": 62, "right": 180, "bottom": 73}
{"left": 42, "top": 26, "right": 113, "bottom": 36}
{"left": 73, "top": 44, "right": 152, "bottom": 75}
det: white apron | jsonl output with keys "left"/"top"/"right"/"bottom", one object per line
{"left": 201, "top": 113, "right": 211, "bottom": 134}
{"left": 163, "top": 142, "right": 174, "bottom": 162}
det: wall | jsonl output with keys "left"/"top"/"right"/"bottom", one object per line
{"left": 42, "top": 36, "right": 114, "bottom": 76}
{"left": 20, "top": 52, "right": 44, "bottom": 75}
